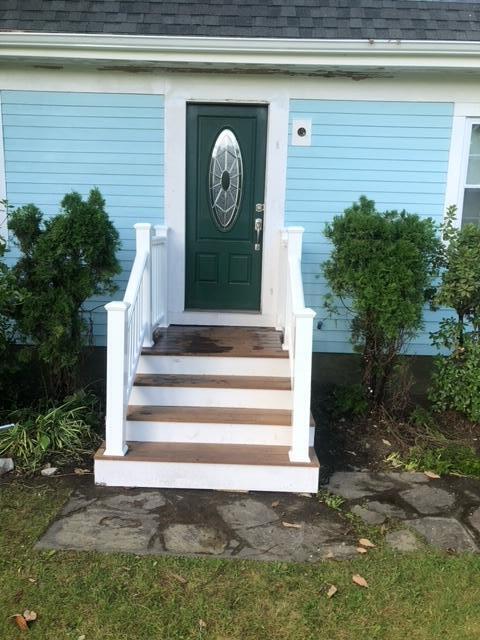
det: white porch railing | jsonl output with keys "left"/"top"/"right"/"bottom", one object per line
{"left": 278, "top": 227, "right": 316, "bottom": 463}
{"left": 104, "top": 223, "right": 168, "bottom": 457}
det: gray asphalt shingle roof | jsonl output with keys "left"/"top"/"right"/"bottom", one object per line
{"left": 1, "top": 0, "right": 480, "bottom": 41}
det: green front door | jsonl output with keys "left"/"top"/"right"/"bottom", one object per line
{"left": 185, "top": 104, "right": 267, "bottom": 310}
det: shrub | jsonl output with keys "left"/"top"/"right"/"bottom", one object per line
{"left": 0, "top": 390, "right": 100, "bottom": 472}
{"left": 0, "top": 201, "right": 23, "bottom": 402}
{"left": 330, "top": 384, "right": 369, "bottom": 418}
{"left": 323, "top": 196, "right": 441, "bottom": 407}
{"left": 429, "top": 205, "right": 480, "bottom": 422}
{"left": 8, "top": 188, "right": 121, "bottom": 397}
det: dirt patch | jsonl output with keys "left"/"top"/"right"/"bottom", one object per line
{"left": 313, "top": 382, "right": 480, "bottom": 478}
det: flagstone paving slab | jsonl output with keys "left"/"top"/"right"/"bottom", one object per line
{"left": 468, "top": 506, "right": 480, "bottom": 533}
{"left": 400, "top": 486, "right": 456, "bottom": 515}
{"left": 36, "top": 506, "right": 160, "bottom": 554}
{"left": 217, "top": 498, "right": 279, "bottom": 529}
{"left": 385, "top": 529, "right": 424, "bottom": 552}
{"left": 35, "top": 473, "right": 480, "bottom": 561}
{"left": 405, "top": 517, "right": 478, "bottom": 552}
{"left": 328, "top": 472, "right": 397, "bottom": 500}
{"left": 163, "top": 524, "right": 228, "bottom": 555}
{"left": 351, "top": 504, "right": 386, "bottom": 525}
{"left": 364, "top": 501, "right": 408, "bottom": 520}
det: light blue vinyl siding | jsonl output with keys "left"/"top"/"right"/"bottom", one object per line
{"left": 286, "top": 99, "right": 454, "bottom": 355}
{"left": 1, "top": 90, "right": 164, "bottom": 346}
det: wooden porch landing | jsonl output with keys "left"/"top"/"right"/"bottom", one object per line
{"left": 143, "top": 325, "right": 288, "bottom": 358}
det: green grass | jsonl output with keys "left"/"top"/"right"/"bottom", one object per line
{"left": 1, "top": 480, "right": 480, "bottom": 640}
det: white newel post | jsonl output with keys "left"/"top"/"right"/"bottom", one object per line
{"left": 134, "top": 223, "right": 154, "bottom": 347}
{"left": 285, "top": 226, "right": 304, "bottom": 270}
{"left": 290, "top": 310, "right": 315, "bottom": 462}
{"left": 104, "top": 301, "right": 130, "bottom": 457}
{"left": 154, "top": 225, "right": 168, "bottom": 328}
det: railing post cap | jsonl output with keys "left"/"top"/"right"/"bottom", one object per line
{"left": 297, "top": 307, "right": 316, "bottom": 319}
{"left": 153, "top": 224, "right": 168, "bottom": 239}
{"left": 285, "top": 226, "right": 305, "bottom": 234}
{"left": 134, "top": 222, "right": 152, "bottom": 230}
{"left": 105, "top": 301, "right": 130, "bottom": 312}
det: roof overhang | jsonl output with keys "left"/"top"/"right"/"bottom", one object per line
{"left": 1, "top": 32, "right": 480, "bottom": 73}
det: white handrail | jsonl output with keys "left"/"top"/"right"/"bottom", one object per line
{"left": 104, "top": 222, "right": 168, "bottom": 457}
{"left": 279, "top": 227, "right": 315, "bottom": 463}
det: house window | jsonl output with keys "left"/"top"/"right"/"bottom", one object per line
{"left": 461, "top": 121, "right": 480, "bottom": 226}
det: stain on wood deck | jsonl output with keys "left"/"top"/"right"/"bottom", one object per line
{"left": 143, "top": 325, "right": 288, "bottom": 358}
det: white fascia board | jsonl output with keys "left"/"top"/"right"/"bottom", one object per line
{"left": 1, "top": 32, "right": 480, "bottom": 70}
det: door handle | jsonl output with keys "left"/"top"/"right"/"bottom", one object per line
{"left": 255, "top": 217, "right": 263, "bottom": 251}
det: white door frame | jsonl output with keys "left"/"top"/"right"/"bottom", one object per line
{"left": 164, "top": 74, "right": 289, "bottom": 327}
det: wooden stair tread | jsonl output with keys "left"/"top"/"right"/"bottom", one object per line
{"left": 127, "top": 405, "right": 293, "bottom": 425}
{"left": 127, "top": 406, "right": 316, "bottom": 427}
{"left": 142, "top": 325, "right": 288, "bottom": 358}
{"left": 96, "top": 441, "right": 319, "bottom": 468}
{"left": 134, "top": 374, "right": 291, "bottom": 390}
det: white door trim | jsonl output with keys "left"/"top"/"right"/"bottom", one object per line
{"left": 164, "top": 75, "right": 289, "bottom": 327}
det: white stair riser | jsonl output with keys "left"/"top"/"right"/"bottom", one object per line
{"left": 126, "top": 421, "right": 315, "bottom": 446}
{"left": 95, "top": 458, "right": 319, "bottom": 492}
{"left": 137, "top": 355, "right": 290, "bottom": 377}
{"left": 129, "top": 386, "right": 292, "bottom": 409}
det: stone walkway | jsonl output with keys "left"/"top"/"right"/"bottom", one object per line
{"left": 36, "top": 472, "right": 480, "bottom": 561}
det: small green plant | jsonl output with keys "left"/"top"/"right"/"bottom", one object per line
{"left": 0, "top": 391, "right": 100, "bottom": 472}
{"left": 330, "top": 384, "right": 369, "bottom": 418}
{"left": 385, "top": 452, "right": 417, "bottom": 472}
{"left": 323, "top": 196, "right": 441, "bottom": 407}
{"left": 386, "top": 445, "right": 480, "bottom": 478}
{"left": 429, "top": 206, "right": 480, "bottom": 422}
{"left": 317, "top": 490, "right": 345, "bottom": 511}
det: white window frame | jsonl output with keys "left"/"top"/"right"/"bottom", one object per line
{"left": 445, "top": 105, "right": 480, "bottom": 228}
{"left": 457, "top": 118, "right": 480, "bottom": 226}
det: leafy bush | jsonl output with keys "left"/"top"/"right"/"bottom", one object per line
{"left": 429, "top": 206, "right": 480, "bottom": 422}
{"left": 323, "top": 196, "right": 441, "bottom": 406}
{"left": 8, "top": 188, "right": 121, "bottom": 397}
{"left": 0, "top": 391, "right": 100, "bottom": 472}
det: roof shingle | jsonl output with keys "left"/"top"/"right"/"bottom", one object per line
{"left": 1, "top": 0, "right": 480, "bottom": 41}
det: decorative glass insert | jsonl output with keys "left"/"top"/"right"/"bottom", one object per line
{"left": 209, "top": 129, "right": 243, "bottom": 231}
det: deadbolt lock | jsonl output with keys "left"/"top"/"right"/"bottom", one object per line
{"left": 255, "top": 203, "right": 265, "bottom": 213}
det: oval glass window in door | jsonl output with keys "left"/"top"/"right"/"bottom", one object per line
{"left": 209, "top": 128, "right": 243, "bottom": 231}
